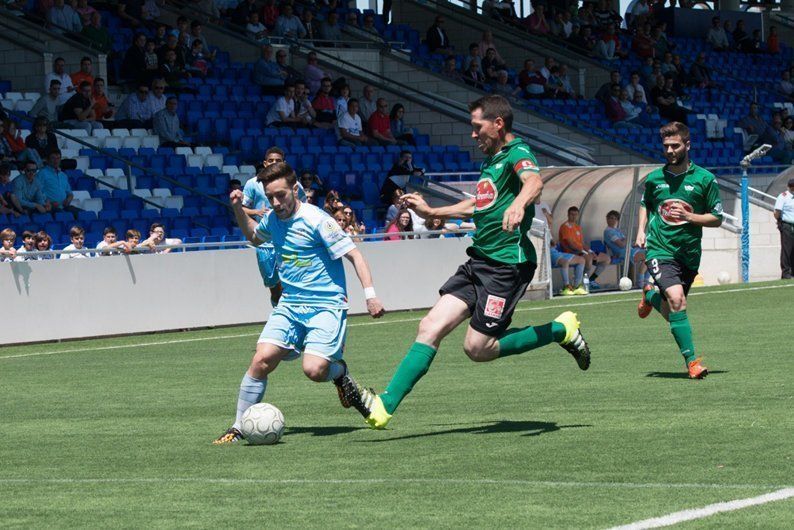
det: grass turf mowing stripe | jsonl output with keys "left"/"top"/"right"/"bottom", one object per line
{"left": 2, "top": 282, "right": 792, "bottom": 361}
{"left": 608, "top": 488, "right": 794, "bottom": 529}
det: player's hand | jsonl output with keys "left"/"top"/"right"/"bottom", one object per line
{"left": 635, "top": 230, "right": 646, "bottom": 248}
{"left": 667, "top": 202, "right": 691, "bottom": 223}
{"left": 502, "top": 201, "right": 525, "bottom": 232}
{"left": 229, "top": 189, "right": 243, "bottom": 206}
{"left": 366, "top": 297, "right": 385, "bottom": 318}
{"left": 401, "top": 193, "right": 432, "bottom": 217}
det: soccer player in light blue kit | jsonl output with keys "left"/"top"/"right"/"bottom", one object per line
{"left": 214, "top": 161, "right": 386, "bottom": 444}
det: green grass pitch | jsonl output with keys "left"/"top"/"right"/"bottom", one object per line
{"left": 2, "top": 282, "right": 792, "bottom": 528}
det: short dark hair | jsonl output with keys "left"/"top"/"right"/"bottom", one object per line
{"left": 258, "top": 161, "right": 297, "bottom": 186}
{"left": 191, "top": 20, "right": 202, "bottom": 29}
{"left": 150, "top": 222, "right": 165, "bottom": 233}
{"left": 0, "top": 162, "right": 11, "bottom": 175}
{"left": 49, "top": 79, "right": 61, "bottom": 88}
{"left": 348, "top": 97, "right": 359, "bottom": 106}
{"left": 103, "top": 226, "right": 117, "bottom": 235}
{"left": 81, "top": 56, "right": 91, "bottom": 64}
{"left": 568, "top": 206, "right": 579, "bottom": 213}
{"left": 468, "top": 95, "right": 514, "bottom": 132}
{"left": 70, "top": 226, "right": 85, "bottom": 238}
{"left": 93, "top": 76, "right": 105, "bottom": 85}
{"left": 265, "top": 146, "right": 285, "bottom": 159}
{"left": 22, "top": 230, "right": 36, "bottom": 239}
{"left": 166, "top": 96, "right": 178, "bottom": 103}
{"left": 48, "top": 149, "right": 62, "bottom": 157}
{"left": 607, "top": 210, "right": 620, "bottom": 219}
{"left": 79, "top": 81, "right": 91, "bottom": 90}
{"left": 659, "top": 121, "right": 690, "bottom": 142}
{"left": 469, "top": 43, "right": 479, "bottom": 52}
{"left": 54, "top": 56, "right": 65, "bottom": 64}
{"left": 229, "top": 178, "right": 242, "bottom": 188}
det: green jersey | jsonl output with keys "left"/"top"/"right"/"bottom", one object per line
{"left": 470, "top": 137, "right": 539, "bottom": 265}
{"left": 641, "top": 162, "right": 723, "bottom": 270}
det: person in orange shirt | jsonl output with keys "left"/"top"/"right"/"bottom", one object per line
{"left": 70, "top": 56, "right": 94, "bottom": 88}
{"left": 92, "top": 77, "right": 115, "bottom": 120}
{"left": 558, "top": 205, "right": 610, "bottom": 289}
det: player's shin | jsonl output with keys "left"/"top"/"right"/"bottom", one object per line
{"left": 497, "top": 322, "right": 567, "bottom": 357}
{"left": 233, "top": 373, "right": 267, "bottom": 430}
{"left": 380, "top": 342, "right": 437, "bottom": 414}
{"left": 573, "top": 263, "right": 584, "bottom": 286}
{"left": 645, "top": 288, "right": 663, "bottom": 313}
{"left": 325, "top": 361, "right": 346, "bottom": 382}
{"left": 559, "top": 264, "right": 570, "bottom": 286}
{"left": 668, "top": 310, "right": 697, "bottom": 364}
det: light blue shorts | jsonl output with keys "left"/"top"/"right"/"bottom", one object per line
{"left": 612, "top": 247, "right": 646, "bottom": 262}
{"left": 258, "top": 304, "right": 347, "bottom": 361}
{"left": 256, "top": 245, "right": 280, "bottom": 288}
{"left": 550, "top": 247, "right": 575, "bottom": 265}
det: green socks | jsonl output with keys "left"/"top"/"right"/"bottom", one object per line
{"left": 668, "top": 310, "right": 696, "bottom": 363}
{"left": 380, "top": 342, "right": 437, "bottom": 414}
{"left": 645, "top": 289, "right": 663, "bottom": 313}
{"left": 497, "top": 322, "right": 567, "bottom": 358}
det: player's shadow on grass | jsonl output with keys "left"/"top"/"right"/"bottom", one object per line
{"left": 361, "top": 420, "right": 591, "bottom": 442}
{"left": 285, "top": 426, "right": 367, "bottom": 437}
{"left": 645, "top": 370, "right": 728, "bottom": 379}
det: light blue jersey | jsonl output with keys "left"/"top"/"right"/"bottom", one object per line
{"left": 603, "top": 227, "right": 626, "bottom": 257}
{"left": 242, "top": 176, "right": 307, "bottom": 222}
{"left": 255, "top": 202, "right": 355, "bottom": 309}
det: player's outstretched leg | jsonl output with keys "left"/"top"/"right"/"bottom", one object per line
{"left": 497, "top": 311, "right": 591, "bottom": 370}
{"left": 638, "top": 284, "right": 663, "bottom": 319}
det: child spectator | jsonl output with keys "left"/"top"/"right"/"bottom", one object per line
{"left": 35, "top": 231, "right": 53, "bottom": 259}
{"left": 144, "top": 39, "right": 159, "bottom": 74}
{"left": 96, "top": 226, "right": 127, "bottom": 255}
{"left": 335, "top": 84, "right": 351, "bottom": 118}
{"left": 247, "top": 12, "right": 269, "bottom": 42}
{"left": 0, "top": 163, "right": 22, "bottom": 217}
{"left": 124, "top": 229, "right": 143, "bottom": 254}
{"left": 60, "top": 225, "right": 89, "bottom": 259}
{"left": 187, "top": 40, "right": 209, "bottom": 77}
{"left": 15, "top": 230, "right": 36, "bottom": 261}
{"left": 0, "top": 228, "right": 17, "bottom": 261}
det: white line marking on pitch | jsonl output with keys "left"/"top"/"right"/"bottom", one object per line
{"left": 2, "top": 283, "right": 791, "bottom": 361}
{"left": 608, "top": 488, "right": 794, "bottom": 529}
{"left": 0, "top": 477, "right": 788, "bottom": 491}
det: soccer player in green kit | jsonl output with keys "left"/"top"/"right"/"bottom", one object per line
{"left": 345, "top": 95, "right": 592, "bottom": 429}
{"left": 636, "top": 122, "right": 723, "bottom": 379}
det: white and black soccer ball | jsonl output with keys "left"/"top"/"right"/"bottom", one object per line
{"left": 240, "top": 403, "right": 285, "bottom": 445}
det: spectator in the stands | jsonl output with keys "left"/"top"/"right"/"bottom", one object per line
{"left": 782, "top": 116, "right": 794, "bottom": 149}
{"left": 517, "top": 59, "right": 536, "bottom": 91}
{"left": 462, "top": 59, "right": 486, "bottom": 90}
{"left": 2, "top": 120, "right": 43, "bottom": 167}
{"left": 342, "top": 206, "right": 365, "bottom": 241}
{"left": 38, "top": 150, "right": 78, "bottom": 215}
{"left": 539, "top": 56, "right": 555, "bottom": 80}
{"left": 0, "top": 229, "right": 16, "bottom": 262}
{"left": 96, "top": 227, "right": 127, "bottom": 256}
{"left": 234, "top": 0, "right": 258, "bottom": 26}
{"left": 117, "top": 83, "right": 154, "bottom": 127}
{"left": 246, "top": 12, "right": 269, "bottom": 42}
{"left": 91, "top": 79, "right": 112, "bottom": 123}
{"left": 274, "top": 48, "right": 300, "bottom": 83}
{"left": 261, "top": 0, "right": 279, "bottom": 30}
{"left": 265, "top": 82, "right": 299, "bottom": 127}
{"left": 660, "top": 52, "right": 676, "bottom": 77}
{"left": 147, "top": 78, "right": 167, "bottom": 115}
{"left": 385, "top": 208, "right": 415, "bottom": 241}
{"left": 479, "top": 30, "right": 503, "bottom": 63}
{"left": 24, "top": 118, "right": 57, "bottom": 162}
{"left": 525, "top": 4, "right": 550, "bottom": 35}
{"left": 549, "top": 11, "right": 570, "bottom": 39}
{"left": 579, "top": 2, "right": 597, "bottom": 27}
{"left": 707, "top": 16, "right": 729, "bottom": 51}
{"left": 625, "top": 71, "right": 647, "bottom": 104}
{"left": 153, "top": 97, "right": 191, "bottom": 147}
{"left": 558, "top": 64, "right": 577, "bottom": 98}
{"left": 30, "top": 80, "right": 62, "bottom": 123}
{"left": 14, "top": 161, "right": 49, "bottom": 214}
{"left": 463, "top": 43, "right": 482, "bottom": 75}
{"left": 386, "top": 104, "right": 414, "bottom": 146}
{"left": 738, "top": 103, "right": 773, "bottom": 146}
{"left": 627, "top": 0, "right": 650, "bottom": 30}
{"left": 632, "top": 23, "right": 655, "bottom": 59}
{"left": 319, "top": 11, "right": 342, "bottom": 44}
{"left": 312, "top": 77, "right": 336, "bottom": 124}
{"left": 425, "top": 16, "right": 451, "bottom": 54}
{"left": 158, "top": 33, "right": 184, "bottom": 68}
{"left": 594, "top": 0, "right": 621, "bottom": 31}
{"left": 187, "top": 39, "right": 210, "bottom": 77}
{"left": 596, "top": 70, "right": 621, "bottom": 103}
{"left": 45, "top": 57, "right": 75, "bottom": 105}
{"left": 482, "top": 0, "right": 516, "bottom": 22}
{"left": 361, "top": 13, "right": 380, "bottom": 37}
{"left": 522, "top": 64, "right": 548, "bottom": 98}
{"left": 299, "top": 170, "right": 324, "bottom": 204}
{"left": 122, "top": 229, "right": 143, "bottom": 254}
{"left": 604, "top": 84, "right": 636, "bottom": 128}
{"left": 275, "top": 4, "right": 306, "bottom": 39}
{"left": 481, "top": 48, "right": 507, "bottom": 85}
{"left": 60, "top": 226, "right": 88, "bottom": 259}
{"left": 14, "top": 230, "right": 36, "bottom": 261}
{"left": 152, "top": 22, "right": 168, "bottom": 47}
{"left": 619, "top": 88, "right": 653, "bottom": 126}
{"left": 71, "top": 56, "right": 94, "bottom": 88}
{"left": 337, "top": 98, "right": 370, "bottom": 147}
{"left": 744, "top": 29, "right": 762, "bottom": 54}
{"left": 74, "top": 0, "right": 95, "bottom": 25}
{"left": 35, "top": 231, "right": 53, "bottom": 259}
{"left": 568, "top": 24, "right": 596, "bottom": 56}
{"left": 732, "top": 19, "right": 749, "bottom": 51}
{"left": 345, "top": 11, "right": 360, "bottom": 29}
{"left": 189, "top": 21, "right": 215, "bottom": 61}
{"left": 59, "top": 81, "right": 102, "bottom": 134}
{"left": 122, "top": 33, "right": 148, "bottom": 84}
{"left": 441, "top": 55, "right": 463, "bottom": 82}
{"left": 777, "top": 70, "right": 794, "bottom": 101}
{"left": 387, "top": 151, "right": 416, "bottom": 178}
{"left": 139, "top": 223, "right": 183, "bottom": 254}
{"left": 254, "top": 44, "right": 286, "bottom": 94}
{"left": 304, "top": 52, "right": 328, "bottom": 96}
{"left": 144, "top": 39, "right": 160, "bottom": 76}
{"left": 596, "top": 23, "right": 627, "bottom": 61}
{"left": 368, "top": 98, "right": 401, "bottom": 146}
{"left": 160, "top": 49, "right": 191, "bottom": 89}
{"left": 142, "top": 0, "right": 160, "bottom": 24}
{"left": 689, "top": 52, "right": 715, "bottom": 89}
{"left": 546, "top": 66, "right": 573, "bottom": 99}
{"left": 294, "top": 80, "right": 319, "bottom": 128}
{"left": 767, "top": 26, "right": 779, "bottom": 54}
{"left": 323, "top": 189, "right": 343, "bottom": 216}
{"left": 651, "top": 74, "right": 688, "bottom": 124}
{"left": 359, "top": 85, "right": 377, "bottom": 122}
{"left": 492, "top": 70, "right": 516, "bottom": 98}
{"left": 0, "top": 163, "right": 22, "bottom": 217}
{"left": 81, "top": 12, "right": 112, "bottom": 54}
{"left": 768, "top": 115, "right": 793, "bottom": 164}
{"left": 335, "top": 84, "right": 350, "bottom": 117}
{"left": 48, "top": 0, "right": 82, "bottom": 33}
{"left": 301, "top": 9, "right": 318, "bottom": 42}
{"left": 116, "top": 0, "right": 144, "bottom": 28}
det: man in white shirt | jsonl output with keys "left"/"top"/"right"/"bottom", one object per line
{"left": 265, "top": 83, "right": 303, "bottom": 127}
{"left": 624, "top": 71, "right": 647, "bottom": 104}
{"left": 707, "top": 16, "right": 729, "bottom": 51}
{"left": 147, "top": 79, "right": 168, "bottom": 115}
{"left": 44, "top": 57, "right": 75, "bottom": 105}
{"left": 774, "top": 178, "right": 794, "bottom": 279}
{"left": 138, "top": 223, "right": 182, "bottom": 254}
{"left": 337, "top": 99, "right": 371, "bottom": 147}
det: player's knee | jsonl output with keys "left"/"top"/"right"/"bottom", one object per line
{"left": 418, "top": 314, "right": 445, "bottom": 342}
{"left": 250, "top": 353, "right": 275, "bottom": 377}
{"left": 302, "top": 363, "right": 327, "bottom": 382}
{"left": 463, "top": 341, "right": 496, "bottom": 362}
{"left": 667, "top": 295, "right": 686, "bottom": 312}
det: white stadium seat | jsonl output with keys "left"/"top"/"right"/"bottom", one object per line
{"left": 175, "top": 146, "right": 193, "bottom": 156}
{"left": 106, "top": 168, "right": 125, "bottom": 178}
{"left": 186, "top": 154, "right": 204, "bottom": 168}
{"left": 85, "top": 169, "right": 103, "bottom": 178}
{"left": 163, "top": 195, "right": 183, "bottom": 210}
{"left": 203, "top": 154, "right": 223, "bottom": 169}
{"left": 239, "top": 165, "right": 256, "bottom": 176}
{"left": 74, "top": 156, "right": 89, "bottom": 171}
{"left": 110, "top": 128, "right": 130, "bottom": 137}
{"left": 152, "top": 188, "right": 172, "bottom": 198}
{"left": 61, "top": 148, "right": 79, "bottom": 158}
{"left": 103, "top": 137, "right": 123, "bottom": 150}
{"left": 222, "top": 165, "right": 239, "bottom": 175}
{"left": 72, "top": 190, "right": 91, "bottom": 202}
{"left": 22, "top": 92, "right": 41, "bottom": 101}
{"left": 130, "top": 128, "right": 149, "bottom": 137}
{"left": 81, "top": 198, "right": 103, "bottom": 213}
{"left": 122, "top": 136, "right": 142, "bottom": 150}
{"left": 3, "top": 92, "right": 23, "bottom": 102}
{"left": 92, "top": 129, "right": 111, "bottom": 138}
{"left": 14, "top": 100, "right": 35, "bottom": 113}
{"left": 194, "top": 146, "right": 212, "bottom": 156}
{"left": 141, "top": 135, "right": 160, "bottom": 149}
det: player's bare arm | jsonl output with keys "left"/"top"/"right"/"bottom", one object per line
{"left": 230, "top": 189, "right": 263, "bottom": 245}
{"left": 667, "top": 203, "right": 722, "bottom": 227}
{"left": 242, "top": 205, "right": 266, "bottom": 218}
{"left": 635, "top": 205, "right": 647, "bottom": 247}
{"left": 401, "top": 192, "right": 476, "bottom": 220}
{"left": 503, "top": 169, "right": 542, "bottom": 232}
{"left": 344, "top": 247, "right": 385, "bottom": 318}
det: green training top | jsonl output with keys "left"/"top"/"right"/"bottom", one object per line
{"left": 470, "top": 137, "right": 539, "bottom": 265}
{"left": 641, "top": 162, "right": 723, "bottom": 270}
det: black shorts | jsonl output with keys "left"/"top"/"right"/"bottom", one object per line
{"left": 646, "top": 258, "right": 698, "bottom": 298}
{"left": 439, "top": 256, "right": 536, "bottom": 337}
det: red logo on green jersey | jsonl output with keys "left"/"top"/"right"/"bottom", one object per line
{"left": 475, "top": 179, "right": 498, "bottom": 210}
{"left": 658, "top": 199, "right": 693, "bottom": 226}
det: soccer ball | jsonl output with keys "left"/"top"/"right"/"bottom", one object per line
{"left": 717, "top": 271, "right": 731, "bottom": 285}
{"left": 240, "top": 403, "right": 285, "bottom": 445}
{"left": 619, "top": 277, "right": 633, "bottom": 291}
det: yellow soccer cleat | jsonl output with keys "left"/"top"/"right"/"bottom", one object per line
{"left": 363, "top": 392, "right": 392, "bottom": 430}
{"left": 573, "top": 285, "right": 588, "bottom": 295}
{"left": 339, "top": 377, "right": 392, "bottom": 429}
{"left": 560, "top": 285, "right": 575, "bottom": 296}
{"left": 553, "top": 311, "right": 591, "bottom": 370}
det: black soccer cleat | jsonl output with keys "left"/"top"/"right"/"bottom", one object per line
{"left": 333, "top": 360, "right": 352, "bottom": 408}
{"left": 339, "top": 376, "right": 377, "bottom": 419}
{"left": 212, "top": 427, "right": 244, "bottom": 445}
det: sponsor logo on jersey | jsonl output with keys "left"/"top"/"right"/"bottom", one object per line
{"left": 684, "top": 185, "right": 694, "bottom": 191}
{"left": 658, "top": 199, "right": 694, "bottom": 226}
{"left": 484, "top": 295, "right": 506, "bottom": 319}
{"left": 475, "top": 178, "right": 498, "bottom": 210}
{"left": 321, "top": 219, "right": 346, "bottom": 242}
{"left": 495, "top": 163, "right": 504, "bottom": 169}
{"left": 657, "top": 183, "right": 670, "bottom": 189}
{"left": 514, "top": 158, "right": 538, "bottom": 173}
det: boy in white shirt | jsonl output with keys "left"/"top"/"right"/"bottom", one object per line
{"left": 15, "top": 230, "right": 36, "bottom": 261}
{"left": 0, "top": 228, "right": 17, "bottom": 261}
{"left": 60, "top": 226, "right": 90, "bottom": 259}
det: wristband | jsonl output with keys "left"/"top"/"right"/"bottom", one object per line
{"left": 364, "top": 287, "right": 377, "bottom": 300}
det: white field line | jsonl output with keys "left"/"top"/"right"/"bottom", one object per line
{"left": 0, "top": 477, "right": 788, "bottom": 491}
{"left": 608, "top": 488, "right": 794, "bottom": 529}
{"left": 2, "top": 283, "right": 791, "bottom": 361}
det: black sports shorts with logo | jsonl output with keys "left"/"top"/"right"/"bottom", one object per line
{"left": 439, "top": 255, "right": 536, "bottom": 337}
{"left": 646, "top": 258, "right": 698, "bottom": 297}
